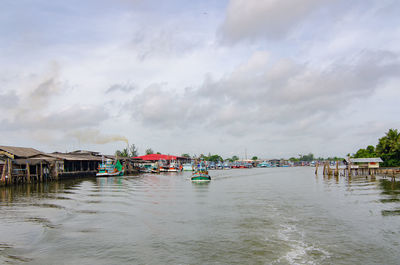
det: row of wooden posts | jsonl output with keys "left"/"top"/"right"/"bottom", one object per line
{"left": 1, "top": 158, "right": 139, "bottom": 187}
{"left": 315, "top": 161, "right": 341, "bottom": 176}
{"left": 1, "top": 158, "right": 53, "bottom": 186}
{"left": 315, "top": 161, "right": 397, "bottom": 180}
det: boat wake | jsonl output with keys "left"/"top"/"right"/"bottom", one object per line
{"left": 275, "top": 223, "right": 331, "bottom": 265}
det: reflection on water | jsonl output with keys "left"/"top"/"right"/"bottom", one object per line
{"left": 379, "top": 178, "right": 400, "bottom": 216}
{"left": 0, "top": 169, "right": 399, "bottom": 264}
{"left": 321, "top": 172, "right": 400, "bottom": 217}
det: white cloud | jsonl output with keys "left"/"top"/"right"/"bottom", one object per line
{"left": 1, "top": 0, "right": 400, "bottom": 158}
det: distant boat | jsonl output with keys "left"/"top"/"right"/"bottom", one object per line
{"left": 191, "top": 162, "right": 211, "bottom": 182}
{"left": 258, "top": 161, "right": 271, "bottom": 168}
{"left": 223, "top": 162, "right": 231, "bottom": 169}
{"left": 139, "top": 163, "right": 157, "bottom": 173}
{"left": 167, "top": 161, "right": 181, "bottom": 172}
{"left": 97, "top": 159, "right": 124, "bottom": 177}
{"left": 182, "top": 163, "right": 193, "bottom": 171}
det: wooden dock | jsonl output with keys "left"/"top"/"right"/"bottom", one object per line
{"left": 315, "top": 161, "right": 399, "bottom": 181}
{"left": 0, "top": 146, "right": 140, "bottom": 187}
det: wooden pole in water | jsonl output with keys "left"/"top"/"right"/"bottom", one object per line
{"left": 55, "top": 162, "right": 59, "bottom": 180}
{"left": 335, "top": 161, "right": 339, "bottom": 177}
{"left": 326, "top": 162, "right": 329, "bottom": 175}
{"left": 40, "top": 162, "right": 43, "bottom": 182}
{"left": 1, "top": 160, "right": 6, "bottom": 185}
{"left": 347, "top": 160, "right": 352, "bottom": 177}
{"left": 8, "top": 159, "right": 12, "bottom": 184}
{"left": 26, "top": 162, "right": 30, "bottom": 183}
{"left": 315, "top": 162, "right": 319, "bottom": 175}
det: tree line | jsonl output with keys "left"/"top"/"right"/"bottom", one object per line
{"left": 352, "top": 128, "right": 400, "bottom": 167}
{"left": 114, "top": 146, "right": 341, "bottom": 163}
{"left": 289, "top": 153, "right": 344, "bottom": 162}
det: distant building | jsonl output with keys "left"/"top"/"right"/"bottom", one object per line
{"left": 133, "top": 154, "right": 191, "bottom": 163}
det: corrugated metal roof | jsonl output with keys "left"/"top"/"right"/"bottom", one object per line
{"left": 133, "top": 154, "right": 186, "bottom": 161}
{"left": 47, "top": 153, "right": 103, "bottom": 161}
{"left": 0, "top": 145, "right": 44, "bottom": 158}
{"left": 347, "top": 158, "right": 383, "bottom": 163}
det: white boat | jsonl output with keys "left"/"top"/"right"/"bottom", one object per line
{"left": 182, "top": 163, "right": 193, "bottom": 171}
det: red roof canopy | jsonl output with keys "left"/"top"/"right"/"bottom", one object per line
{"left": 133, "top": 154, "right": 185, "bottom": 161}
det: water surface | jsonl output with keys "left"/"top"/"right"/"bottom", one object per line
{"left": 1, "top": 167, "right": 399, "bottom": 264}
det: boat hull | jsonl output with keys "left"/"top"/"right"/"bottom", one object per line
{"left": 96, "top": 171, "right": 123, "bottom": 177}
{"left": 191, "top": 176, "right": 211, "bottom": 182}
{"left": 191, "top": 173, "right": 211, "bottom": 182}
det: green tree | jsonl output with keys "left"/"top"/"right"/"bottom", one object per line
{"left": 181, "top": 153, "right": 191, "bottom": 158}
{"left": 206, "top": 154, "right": 223, "bottom": 162}
{"left": 251, "top": 156, "right": 258, "bottom": 161}
{"left": 115, "top": 148, "right": 129, "bottom": 157}
{"left": 145, "top": 148, "right": 154, "bottom": 155}
{"left": 231, "top": 155, "right": 239, "bottom": 162}
{"left": 129, "top": 144, "right": 138, "bottom": 157}
{"left": 116, "top": 144, "right": 138, "bottom": 157}
{"left": 299, "top": 153, "right": 314, "bottom": 162}
{"left": 376, "top": 129, "right": 400, "bottom": 167}
{"left": 353, "top": 145, "right": 376, "bottom": 158}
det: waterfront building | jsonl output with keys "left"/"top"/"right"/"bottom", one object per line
{"left": 344, "top": 158, "right": 383, "bottom": 169}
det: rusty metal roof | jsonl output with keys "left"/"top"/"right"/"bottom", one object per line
{"left": 346, "top": 158, "right": 383, "bottom": 163}
{"left": 0, "top": 145, "right": 44, "bottom": 158}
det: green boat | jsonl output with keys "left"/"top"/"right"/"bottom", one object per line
{"left": 96, "top": 159, "right": 124, "bottom": 177}
{"left": 191, "top": 162, "right": 211, "bottom": 182}
{"left": 191, "top": 173, "right": 211, "bottom": 182}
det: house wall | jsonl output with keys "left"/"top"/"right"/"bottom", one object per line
{"left": 368, "top": 162, "right": 379, "bottom": 168}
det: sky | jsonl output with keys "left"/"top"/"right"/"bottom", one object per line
{"left": 1, "top": 0, "right": 400, "bottom": 159}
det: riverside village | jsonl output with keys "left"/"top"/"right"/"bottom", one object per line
{"left": 1, "top": 129, "right": 400, "bottom": 186}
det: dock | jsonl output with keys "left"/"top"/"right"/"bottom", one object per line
{"left": 316, "top": 158, "right": 399, "bottom": 181}
{"left": 0, "top": 146, "right": 142, "bottom": 186}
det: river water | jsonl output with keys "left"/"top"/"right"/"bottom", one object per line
{"left": 0, "top": 167, "right": 399, "bottom": 264}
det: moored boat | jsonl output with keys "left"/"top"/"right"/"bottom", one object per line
{"left": 257, "top": 161, "right": 271, "bottom": 168}
{"left": 97, "top": 159, "right": 124, "bottom": 177}
{"left": 167, "top": 161, "right": 181, "bottom": 172}
{"left": 182, "top": 163, "right": 193, "bottom": 171}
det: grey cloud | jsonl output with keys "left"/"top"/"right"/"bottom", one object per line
{"left": 129, "top": 25, "right": 203, "bottom": 61}
{"left": 2, "top": 105, "right": 109, "bottom": 132}
{"left": 0, "top": 90, "right": 19, "bottom": 109}
{"left": 106, "top": 83, "right": 136, "bottom": 93}
{"left": 0, "top": 64, "right": 113, "bottom": 145}
{"left": 219, "top": 0, "right": 327, "bottom": 43}
{"left": 128, "top": 84, "right": 193, "bottom": 128}
{"left": 128, "top": 50, "right": 400, "bottom": 139}
{"left": 38, "top": 106, "right": 109, "bottom": 130}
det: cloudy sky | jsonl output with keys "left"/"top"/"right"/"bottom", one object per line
{"left": 1, "top": 0, "right": 399, "bottom": 159}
